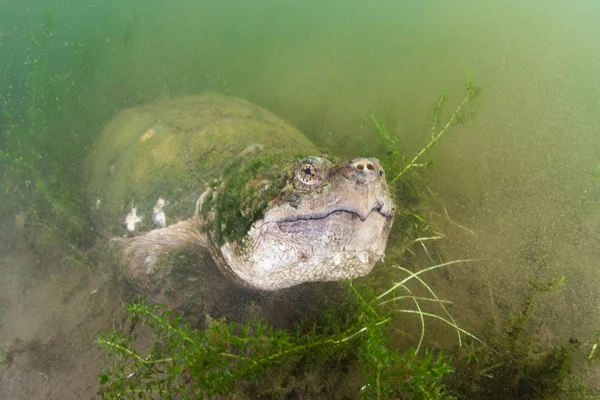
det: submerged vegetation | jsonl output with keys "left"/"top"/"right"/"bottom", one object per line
{"left": 96, "top": 284, "right": 457, "bottom": 399}
{"left": 96, "top": 273, "right": 467, "bottom": 398}
{"left": 448, "top": 276, "right": 590, "bottom": 399}
{"left": 95, "top": 249, "right": 598, "bottom": 398}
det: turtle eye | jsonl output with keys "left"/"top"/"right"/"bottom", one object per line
{"left": 297, "top": 162, "right": 318, "bottom": 185}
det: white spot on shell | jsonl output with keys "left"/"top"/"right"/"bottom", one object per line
{"left": 153, "top": 197, "right": 167, "bottom": 227}
{"left": 124, "top": 207, "right": 143, "bottom": 232}
{"left": 333, "top": 253, "right": 342, "bottom": 266}
{"left": 237, "top": 143, "right": 264, "bottom": 158}
{"left": 357, "top": 252, "right": 369, "bottom": 264}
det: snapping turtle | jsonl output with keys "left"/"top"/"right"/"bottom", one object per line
{"left": 86, "top": 94, "right": 395, "bottom": 292}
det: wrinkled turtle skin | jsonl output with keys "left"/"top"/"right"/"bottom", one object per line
{"left": 86, "top": 93, "right": 395, "bottom": 291}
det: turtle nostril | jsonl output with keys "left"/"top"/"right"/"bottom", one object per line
{"left": 357, "top": 164, "right": 364, "bottom": 170}
{"left": 366, "top": 163, "right": 374, "bottom": 170}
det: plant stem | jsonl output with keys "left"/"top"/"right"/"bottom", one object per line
{"left": 235, "top": 321, "right": 388, "bottom": 377}
{"left": 377, "top": 259, "right": 481, "bottom": 300}
{"left": 96, "top": 338, "right": 147, "bottom": 364}
{"left": 390, "top": 92, "right": 471, "bottom": 185}
{"left": 219, "top": 352, "right": 255, "bottom": 363}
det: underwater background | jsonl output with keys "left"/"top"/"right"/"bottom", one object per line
{"left": 0, "top": 0, "right": 599, "bottom": 398}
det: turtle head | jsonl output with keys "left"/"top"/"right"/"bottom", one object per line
{"left": 204, "top": 155, "right": 396, "bottom": 290}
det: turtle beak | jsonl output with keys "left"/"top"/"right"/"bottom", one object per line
{"left": 340, "top": 158, "right": 395, "bottom": 220}
{"left": 337, "top": 191, "right": 394, "bottom": 221}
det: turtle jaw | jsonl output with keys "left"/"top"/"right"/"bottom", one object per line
{"left": 262, "top": 184, "right": 395, "bottom": 225}
{"left": 218, "top": 207, "right": 394, "bottom": 291}
{"left": 269, "top": 205, "right": 393, "bottom": 224}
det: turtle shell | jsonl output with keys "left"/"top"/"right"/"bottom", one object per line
{"left": 86, "top": 93, "right": 319, "bottom": 236}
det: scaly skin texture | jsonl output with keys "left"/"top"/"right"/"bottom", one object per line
{"left": 87, "top": 94, "right": 395, "bottom": 292}
{"left": 216, "top": 156, "right": 395, "bottom": 290}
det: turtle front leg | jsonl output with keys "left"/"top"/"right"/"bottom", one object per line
{"left": 113, "top": 217, "right": 208, "bottom": 294}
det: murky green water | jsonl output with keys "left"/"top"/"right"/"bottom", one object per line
{"left": 1, "top": 1, "right": 599, "bottom": 398}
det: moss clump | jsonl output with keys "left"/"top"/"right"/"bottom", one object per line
{"left": 203, "top": 153, "right": 300, "bottom": 246}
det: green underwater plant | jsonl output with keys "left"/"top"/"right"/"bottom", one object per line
{"left": 366, "top": 69, "right": 480, "bottom": 187}
{"left": 96, "top": 274, "right": 464, "bottom": 399}
{"left": 445, "top": 276, "right": 600, "bottom": 400}
{"left": 95, "top": 301, "right": 343, "bottom": 398}
{"left": 364, "top": 71, "right": 598, "bottom": 399}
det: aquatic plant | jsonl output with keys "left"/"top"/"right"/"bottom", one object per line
{"left": 363, "top": 72, "right": 599, "bottom": 399}
{"left": 96, "top": 301, "right": 326, "bottom": 397}
{"left": 445, "top": 276, "right": 600, "bottom": 399}
{"left": 367, "top": 69, "right": 480, "bottom": 186}
{"left": 364, "top": 69, "right": 481, "bottom": 264}
{"left": 96, "top": 272, "right": 463, "bottom": 399}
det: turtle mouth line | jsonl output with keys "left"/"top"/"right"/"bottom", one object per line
{"left": 277, "top": 207, "right": 389, "bottom": 224}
